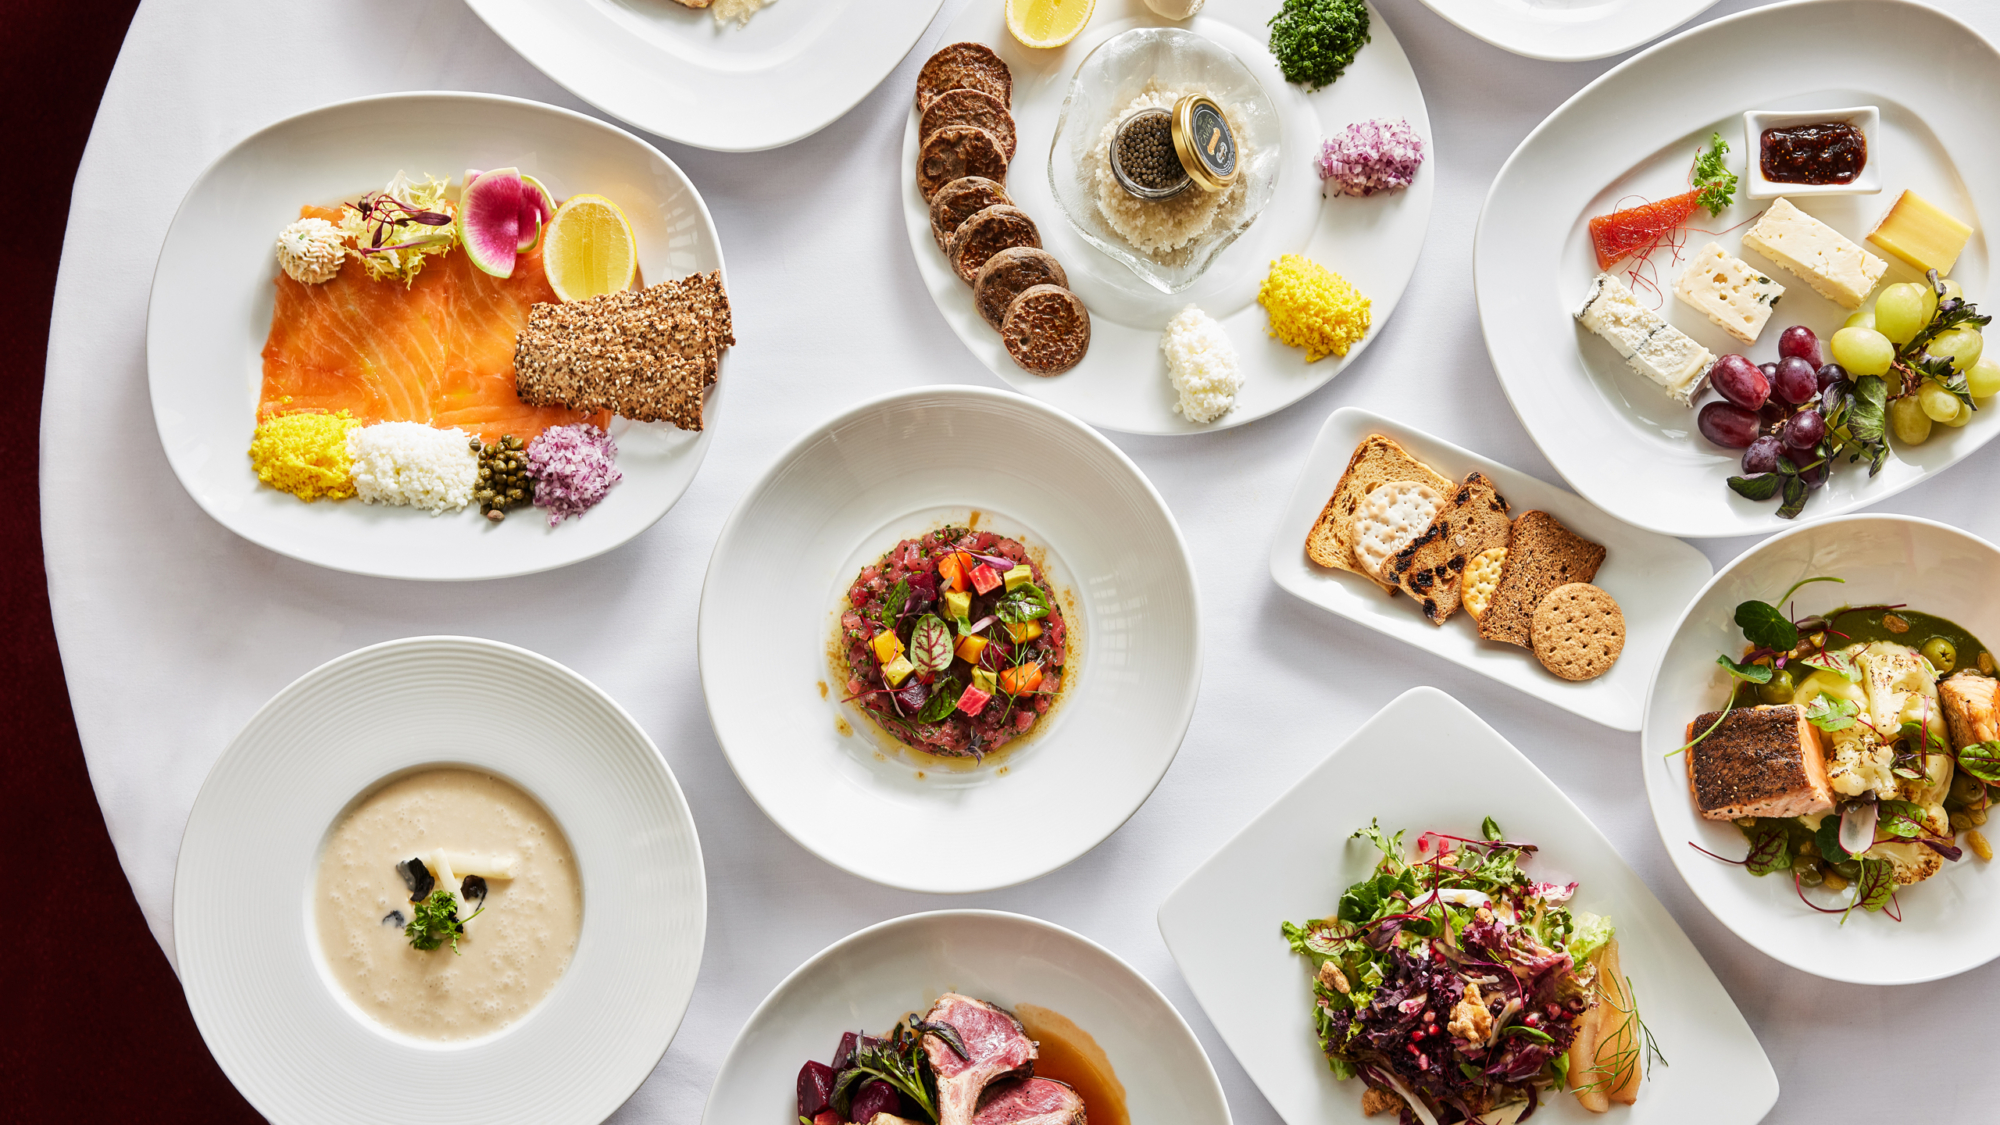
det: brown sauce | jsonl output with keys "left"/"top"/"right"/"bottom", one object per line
{"left": 1016, "top": 1004, "right": 1129, "bottom": 1125}
{"left": 1760, "top": 121, "right": 1866, "bottom": 185}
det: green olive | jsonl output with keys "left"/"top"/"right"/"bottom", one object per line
{"left": 1923, "top": 636, "right": 1959, "bottom": 672}
{"left": 1758, "top": 667, "right": 1798, "bottom": 704}
{"left": 1792, "top": 857, "right": 1824, "bottom": 886}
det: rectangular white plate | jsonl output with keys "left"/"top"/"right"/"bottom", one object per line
{"left": 1271, "top": 407, "right": 1713, "bottom": 730}
{"left": 1158, "top": 686, "right": 1779, "bottom": 1125}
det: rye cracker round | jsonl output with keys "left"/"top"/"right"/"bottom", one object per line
{"left": 1001, "top": 284, "right": 1090, "bottom": 375}
{"left": 947, "top": 205, "right": 1041, "bottom": 284}
{"left": 1531, "top": 583, "right": 1625, "bottom": 681}
{"left": 1352, "top": 480, "right": 1442, "bottom": 580}
{"left": 975, "top": 247, "right": 1068, "bottom": 330}
{"left": 915, "top": 42, "right": 1013, "bottom": 113}
{"left": 920, "top": 88, "right": 1017, "bottom": 160}
{"left": 930, "top": 176, "right": 1012, "bottom": 251}
{"left": 918, "top": 126, "right": 1009, "bottom": 201}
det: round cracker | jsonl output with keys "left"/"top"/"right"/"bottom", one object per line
{"left": 918, "top": 126, "right": 1009, "bottom": 201}
{"left": 1001, "top": 284, "right": 1090, "bottom": 376}
{"left": 975, "top": 247, "right": 1068, "bottom": 330}
{"left": 947, "top": 205, "right": 1040, "bottom": 284}
{"left": 915, "top": 42, "right": 1013, "bottom": 113}
{"left": 920, "top": 88, "right": 1017, "bottom": 161}
{"left": 930, "top": 176, "right": 1012, "bottom": 252}
{"left": 1531, "top": 583, "right": 1625, "bottom": 682}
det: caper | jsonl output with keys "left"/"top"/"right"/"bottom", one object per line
{"left": 1793, "top": 857, "right": 1824, "bottom": 885}
{"left": 1834, "top": 860, "right": 1862, "bottom": 880}
{"left": 1758, "top": 667, "right": 1797, "bottom": 705}
{"left": 1922, "top": 636, "right": 1958, "bottom": 671}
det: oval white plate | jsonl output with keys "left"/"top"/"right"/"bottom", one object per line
{"left": 1642, "top": 515, "right": 2000, "bottom": 984}
{"left": 1161, "top": 686, "right": 1780, "bottom": 1125}
{"left": 903, "top": 0, "right": 1433, "bottom": 435}
{"left": 1476, "top": 0, "right": 1999, "bottom": 538}
{"left": 698, "top": 385, "right": 1201, "bottom": 892}
{"left": 701, "top": 910, "right": 1231, "bottom": 1124}
{"left": 465, "top": 0, "right": 946, "bottom": 152}
{"left": 147, "top": 91, "right": 727, "bottom": 580}
{"left": 1270, "top": 407, "right": 1713, "bottom": 730}
{"left": 1413, "top": 0, "right": 1723, "bottom": 62}
{"left": 174, "top": 636, "right": 705, "bottom": 1124}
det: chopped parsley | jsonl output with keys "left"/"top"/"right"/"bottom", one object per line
{"left": 405, "top": 888, "right": 483, "bottom": 954}
{"left": 1267, "top": 0, "right": 1370, "bottom": 91}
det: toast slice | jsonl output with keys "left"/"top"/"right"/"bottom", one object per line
{"left": 1476, "top": 510, "right": 1606, "bottom": 647}
{"left": 1387, "top": 471, "right": 1513, "bottom": 625}
{"left": 1305, "top": 435, "right": 1453, "bottom": 593}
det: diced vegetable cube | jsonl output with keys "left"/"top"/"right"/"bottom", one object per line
{"left": 944, "top": 590, "right": 972, "bottom": 620}
{"left": 937, "top": 553, "right": 965, "bottom": 593}
{"left": 881, "top": 654, "right": 915, "bottom": 686}
{"left": 955, "top": 633, "right": 988, "bottom": 664}
{"left": 957, "top": 685, "right": 992, "bottom": 716}
{"left": 1005, "top": 619, "right": 1043, "bottom": 644}
{"left": 969, "top": 564, "right": 1003, "bottom": 594}
{"left": 972, "top": 667, "right": 998, "bottom": 695}
{"left": 1003, "top": 564, "right": 1033, "bottom": 591}
{"left": 1000, "top": 661, "right": 1044, "bottom": 696}
{"left": 870, "top": 630, "right": 904, "bottom": 665}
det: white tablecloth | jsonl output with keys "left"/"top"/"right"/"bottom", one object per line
{"left": 43, "top": 0, "right": 2000, "bottom": 1120}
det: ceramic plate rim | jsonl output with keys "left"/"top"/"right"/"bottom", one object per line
{"left": 1411, "top": 0, "right": 1724, "bottom": 62}
{"left": 146, "top": 89, "right": 726, "bottom": 581}
{"left": 1268, "top": 406, "right": 1714, "bottom": 730}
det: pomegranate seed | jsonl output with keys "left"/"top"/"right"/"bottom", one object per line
{"left": 1423, "top": 1011, "right": 1435, "bottom": 1023}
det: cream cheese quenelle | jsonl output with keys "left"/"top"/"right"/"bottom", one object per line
{"left": 313, "top": 768, "right": 582, "bottom": 1041}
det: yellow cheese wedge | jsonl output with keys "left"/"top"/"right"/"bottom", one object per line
{"left": 1868, "top": 190, "right": 1972, "bottom": 277}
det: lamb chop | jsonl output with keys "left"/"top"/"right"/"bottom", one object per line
{"left": 920, "top": 993, "right": 1037, "bottom": 1125}
{"left": 970, "top": 1077, "right": 1087, "bottom": 1124}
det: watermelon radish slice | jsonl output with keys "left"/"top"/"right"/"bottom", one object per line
{"left": 519, "top": 174, "right": 556, "bottom": 253}
{"left": 458, "top": 168, "right": 524, "bottom": 278}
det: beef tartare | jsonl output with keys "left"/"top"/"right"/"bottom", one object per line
{"left": 840, "top": 527, "right": 1068, "bottom": 758}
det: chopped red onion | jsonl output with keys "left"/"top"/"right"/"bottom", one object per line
{"left": 1316, "top": 118, "right": 1426, "bottom": 198}
{"left": 527, "top": 424, "right": 622, "bottom": 526}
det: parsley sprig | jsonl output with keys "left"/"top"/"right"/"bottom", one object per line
{"left": 405, "top": 888, "right": 483, "bottom": 954}
{"left": 1691, "top": 133, "right": 1737, "bottom": 216}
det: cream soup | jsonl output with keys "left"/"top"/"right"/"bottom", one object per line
{"left": 313, "top": 768, "right": 581, "bottom": 1040}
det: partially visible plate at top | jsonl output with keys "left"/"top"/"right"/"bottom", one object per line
{"left": 147, "top": 92, "right": 726, "bottom": 580}
{"left": 902, "top": 0, "right": 1432, "bottom": 435}
{"left": 1477, "top": 0, "right": 2000, "bottom": 538}
{"left": 464, "top": 0, "right": 947, "bottom": 152}
{"left": 1411, "top": 0, "right": 1723, "bottom": 62}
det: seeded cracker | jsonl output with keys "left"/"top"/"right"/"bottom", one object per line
{"left": 513, "top": 271, "right": 733, "bottom": 431}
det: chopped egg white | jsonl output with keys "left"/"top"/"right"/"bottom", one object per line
{"left": 1161, "top": 305, "right": 1243, "bottom": 424}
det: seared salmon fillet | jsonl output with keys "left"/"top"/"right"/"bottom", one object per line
{"left": 1687, "top": 704, "right": 1835, "bottom": 820}
{"left": 1940, "top": 671, "right": 2000, "bottom": 752}
{"left": 259, "top": 205, "right": 605, "bottom": 445}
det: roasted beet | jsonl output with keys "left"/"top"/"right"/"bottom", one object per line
{"left": 894, "top": 678, "right": 929, "bottom": 713}
{"left": 849, "top": 1079, "right": 903, "bottom": 1122}
{"left": 798, "top": 1060, "right": 836, "bottom": 1118}
{"left": 831, "top": 1031, "right": 859, "bottom": 1073}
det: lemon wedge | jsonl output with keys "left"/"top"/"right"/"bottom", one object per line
{"left": 1006, "top": 0, "right": 1094, "bottom": 49}
{"left": 543, "top": 193, "right": 637, "bottom": 302}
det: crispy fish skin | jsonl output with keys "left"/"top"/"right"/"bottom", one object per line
{"left": 1685, "top": 704, "right": 1835, "bottom": 820}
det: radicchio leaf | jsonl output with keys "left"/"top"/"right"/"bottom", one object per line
{"left": 909, "top": 614, "right": 952, "bottom": 674}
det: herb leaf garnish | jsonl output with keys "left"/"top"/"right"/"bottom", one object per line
{"left": 993, "top": 582, "right": 1051, "bottom": 624}
{"left": 878, "top": 579, "right": 910, "bottom": 627}
{"left": 1957, "top": 740, "right": 2000, "bottom": 784}
{"left": 829, "top": 1023, "right": 941, "bottom": 1123}
{"left": 405, "top": 888, "right": 482, "bottom": 954}
{"left": 1803, "top": 696, "right": 1859, "bottom": 732}
{"left": 1717, "top": 654, "right": 1774, "bottom": 684}
{"left": 909, "top": 614, "right": 952, "bottom": 674}
{"left": 1692, "top": 132, "right": 1738, "bottom": 215}
{"left": 1744, "top": 824, "right": 1791, "bottom": 876}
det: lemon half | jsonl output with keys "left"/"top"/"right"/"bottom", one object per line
{"left": 1006, "top": 0, "right": 1094, "bottom": 49}
{"left": 543, "top": 193, "right": 637, "bottom": 303}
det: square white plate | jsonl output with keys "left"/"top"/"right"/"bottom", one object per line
{"left": 1158, "top": 686, "right": 1780, "bottom": 1125}
{"left": 1270, "top": 407, "right": 1713, "bottom": 730}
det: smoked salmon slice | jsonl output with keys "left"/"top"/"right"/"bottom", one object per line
{"left": 259, "top": 204, "right": 605, "bottom": 444}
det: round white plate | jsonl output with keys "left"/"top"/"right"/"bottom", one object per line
{"left": 1476, "top": 0, "right": 2000, "bottom": 539}
{"left": 1642, "top": 515, "right": 2000, "bottom": 985}
{"left": 1162, "top": 686, "right": 1780, "bottom": 1125}
{"left": 698, "top": 385, "right": 1201, "bottom": 892}
{"left": 147, "top": 91, "right": 727, "bottom": 581}
{"left": 1412, "top": 0, "right": 1723, "bottom": 62}
{"left": 464, "top": 0, "right": 946, "bottom": 152}
{"left": 701, "top": 910, "right": 1232, "bottom": 1125}
{"left": 174, "top": 636, "right": 706, "bottom": 1123}
{"left": 902, "top": 0, "right": 1432, "bottom": 435}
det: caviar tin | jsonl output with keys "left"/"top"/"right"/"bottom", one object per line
{"left": 1172, "top": 94, "right": 1237, "bottom": 192}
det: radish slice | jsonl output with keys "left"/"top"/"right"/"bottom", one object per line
{"left": 457, "top": 168, "right": 524, "bottom": 278}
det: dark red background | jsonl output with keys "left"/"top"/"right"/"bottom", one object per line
{"left": 2, "top": 2, "right": 260, "bottom": 1119}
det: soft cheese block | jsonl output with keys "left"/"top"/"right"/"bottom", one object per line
{"left": 1575, "top": 272, "right": 1715, "bottom": 405}
{"left": 1868, "top": 190, "right": 1972, "bottom": 277}
{"left": 1740, "top": 197, "right": 1887, "bottom": 310}
{"left": 1675, "top": 242, "right": 1785, "bottom": 344}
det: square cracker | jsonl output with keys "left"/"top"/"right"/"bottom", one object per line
{"left": 1305, "top": 435, "right": 1454, "bottom": 594}
{"left": 1477, "top": 510, "right": 1607, "bottom": 648}
{"left": 1388, "top": 471, "right": 1513, "bottom": 625}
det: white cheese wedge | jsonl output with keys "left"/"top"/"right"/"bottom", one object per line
{"left": 1740, "top": 197, "right": 1887, "bottom": 310}
{"left": 1675, "top": 242, "right": 1785, "bottom": 344}
{"left": 1575, "top": 272, "right": 1715, "bottom": 406}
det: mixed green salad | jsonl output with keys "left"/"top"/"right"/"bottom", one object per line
{"left": 1284, "top": 820, "right": 1658, "bottom": 1123}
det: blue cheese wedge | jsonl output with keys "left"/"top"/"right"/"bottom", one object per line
{"left": 1675, "top": 242, "right": 1784, "bottom": 345}
{"left": 1575, "top": 272, "right": 1715, "bottom": 406}
{"left": 1740, "top": 197, "right": 1887, "bottom": 310}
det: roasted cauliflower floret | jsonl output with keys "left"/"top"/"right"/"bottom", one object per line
{"left": 1796, "top": 643, "right": 1944, "bottom": 802}
{"left": 1866, "top": 804, "right": 1951, "bottom": 884}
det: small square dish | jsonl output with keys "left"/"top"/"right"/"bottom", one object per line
{"left": 1742, "top": 106, "right": 1881, "bottom": 199}
{"left": 1270, "top": 408, "right": 1713, "bottom": 731}
{"left": 1158, "top": 686, "right": 1780, "bottom": 1125}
